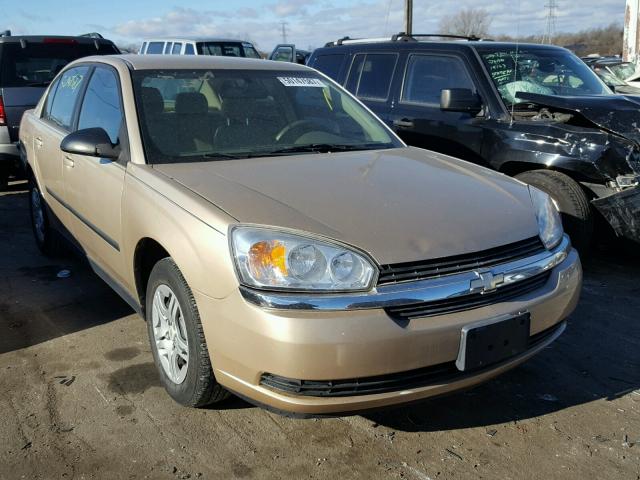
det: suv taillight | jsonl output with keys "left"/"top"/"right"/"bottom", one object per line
{"left": 0, "top": 95, "right": 5, "bottom": 126}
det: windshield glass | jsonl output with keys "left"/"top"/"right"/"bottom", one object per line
{"left": 132, "top": 69, "right": 401, "bottom": 164}
{"left": 477, "top": 46, "right": 610, "bottom": 107}
{"left": 0, "top": 42, "right": 118, "bottom": 87}
{"left": 609, "top": 62, "right": 637, "bottom": 81}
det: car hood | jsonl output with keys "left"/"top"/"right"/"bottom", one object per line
{"left": 516, "top": 92, "right": 640, "bottom": 146}
{"left": 154, "top": 147, "right": 540, "bottom": 264}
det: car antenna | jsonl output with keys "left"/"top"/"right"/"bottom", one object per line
{"left": 510, "top": 0, "right": 522, "bottom": 126}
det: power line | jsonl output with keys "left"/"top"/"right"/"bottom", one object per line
{"left": 543, "top": 0, "right": 558, "bottom": 44}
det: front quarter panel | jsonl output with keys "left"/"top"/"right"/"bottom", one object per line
{"left": 121, "top": 163, "right": 240, "bottom": 303}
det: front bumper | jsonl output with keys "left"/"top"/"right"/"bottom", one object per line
{"left": 196, "top": 240, "right": 582, "bottom": 415}
{"left": 592, "top": 186, "right": 640, "bottom": 244}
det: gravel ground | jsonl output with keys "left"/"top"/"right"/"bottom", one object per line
{"left": 1, "top": 181, "right": 639, "bottom": 480}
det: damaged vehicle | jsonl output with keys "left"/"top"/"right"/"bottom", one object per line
{"left": 308, "top": 36, "right": 640, "bottom": 251}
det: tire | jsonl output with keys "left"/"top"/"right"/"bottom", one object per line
{"left": 29, "top": 178, "right": 61, "bottom": 256}
{"left": 145, "top": 257, "right": 230, "bottom": 407}
{"left": 515, "top": 170, "right": 593, "bottom": 254}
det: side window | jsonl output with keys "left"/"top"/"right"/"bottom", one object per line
{"left": 184, "top": 44, "right": 195, "bottom": 55}
{"left": 146, "top": 42, "right": 164, "bottom": 54}
{"left": 345, "top": 53, "right": 397, "bottom": 101}
{"left": 42, "top": 77, "right": 61, "bottom": 120}
{"left": 171, "top": 43, "right": 182, "bottom": 55}
{"left": 77, "top": 67, "right": 123, "bottom": 145}
{"left": 48, "top": 66, "right": 89, "bottom": 130}
{"left": 401, "top": 55, "right": 475, "bottom": 106}
{"left": 312, "top": 54, "right": 345, "bottom": 81}
{"left": 163, "top": 42, "right": 172, "bottom": 55}
{"left": 140, "top": 42, "right": 147, "bottom": 54}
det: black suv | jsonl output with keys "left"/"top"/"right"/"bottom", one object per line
{"left": 307, "top": 34, "right": 640, "bottom": 251}
{"left": 0, "top": 32, "right": 119, "bottom": 188}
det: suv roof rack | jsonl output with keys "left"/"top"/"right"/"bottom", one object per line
{"left": 324, "top": 32, "right": 492, "bottom": 47}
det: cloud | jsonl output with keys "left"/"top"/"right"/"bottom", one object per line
{"left": 106, "top": 0, "right": 626, "bottom": 52}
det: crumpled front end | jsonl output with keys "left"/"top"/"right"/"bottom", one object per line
{"left": 592, "top": 186, "right": 640, "bottom": 244}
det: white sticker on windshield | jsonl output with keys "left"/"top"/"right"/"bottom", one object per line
{"left": 277, "top": 77, "right": 325, "bottom": 88}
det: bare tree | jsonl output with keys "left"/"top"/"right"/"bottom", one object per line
{"left": 439, "top": 8, "right": 492, "bottom": 38}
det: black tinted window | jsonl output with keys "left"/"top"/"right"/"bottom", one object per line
{"left": 346, "top": 53, "right": 397, "bottom": 100}
{"left": 401, "top": 55, "right": 474, "bottom": 105}
{"left": 0, "top": 42, "right": 117, "bottom": 87}
{"left": 313, "top": 54, "right": 345, "bottom": 80}
{"left": 48, "top": 66, "right": 89, "bottom": 129}
{"left": 78, "top": 67, "right": 122, "bottom": 144}
{"left": 147, "top": 42, "right": 164, "bottom": 54}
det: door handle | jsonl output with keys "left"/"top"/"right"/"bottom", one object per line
{"left": 35, "top": 137, "right": 43, "bottom": 148}
{"left": 63, "top": 156, "right": 75, "bottom": 168}
{"left": 393, "top": 119, "right": 414, "bottom": 128}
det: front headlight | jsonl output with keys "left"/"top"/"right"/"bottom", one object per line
{"left": 528, "top": 186, "right": 563, "bottom": 250}
{"left": 230, "top": 226, "right": 377, "bottom": 291}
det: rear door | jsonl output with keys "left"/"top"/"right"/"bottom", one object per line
{"left": 342, "top": 52, "right": 398, "bottom": 126}
{"left": 388, "top": 52, "right": 485, "bottom": 162}
{"left": 35, "top": 65, "right": 90, "bottom": 226}
{"left": 63, "top": 65, "right": 127, "bottom": 282}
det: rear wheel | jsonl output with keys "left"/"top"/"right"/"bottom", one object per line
{"left": 515, "top": 170, "right": 593, "bottom": 254}
{"left": 29, "top": 179, "right": 61, "bottom": 256}
{"left": 145, "top": 258, "right": 230, "bottom": 407}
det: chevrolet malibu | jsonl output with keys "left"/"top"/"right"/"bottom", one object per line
{"left": 19, "top": 55, "right": 582, "bottom": 415}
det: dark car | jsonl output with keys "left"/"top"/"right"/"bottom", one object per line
{"left": 269, "top": 44, "right": 311, "bottom": 64}
{"left": 583, "top": 57, "right": 640, "bottom": 95}
{"left": 307, "top": 34, "right": 640, "bottom": 251}
{"left": 0, "top": 32, "right": 120, "bottom": 188}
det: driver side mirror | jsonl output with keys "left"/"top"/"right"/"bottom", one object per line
{"left": 60, "top": 128, "right": 119, "bottom": 159}
{"left": 440, "top": 88, "right": 483, "bottom": 114}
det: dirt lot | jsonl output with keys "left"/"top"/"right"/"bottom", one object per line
{"left": 0, "top": 181, "right": 638, "bottom": 480}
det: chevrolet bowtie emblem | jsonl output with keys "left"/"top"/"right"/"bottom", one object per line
{"left": 469, "top": 270, "right": 504, "bottom": 294}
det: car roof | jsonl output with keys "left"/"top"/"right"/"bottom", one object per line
{"left": 143, "top": 37, "right": 252, "bottom": 44}
{"left": 0, "top": 35, "right": 115, "bottom": 44}
{"left": 73, "top": 54, "right": 311, "bottom": 71}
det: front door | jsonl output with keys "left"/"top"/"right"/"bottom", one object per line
{"left": 388, "top": 53, "right": 486, "bottom": 164}
{"left": 62, "top": 66, "right": 127, "bottom": 284}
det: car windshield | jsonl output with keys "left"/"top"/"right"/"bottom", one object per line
{"left": 476, "top": 46, "right": 610, "bottom": 107}
{"left": 0, "top": 41, "right": 118, "bottom": 87}
{"left": 608, "top": 62, "right": 637, "bottom": 81}
{"left": 132, "top": 69, "right": 401, "bottom": 164}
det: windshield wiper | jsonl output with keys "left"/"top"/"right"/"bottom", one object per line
{"left": 201, "top": 152, "right": 250, "bottom": 159}
{"left": 24, "top": 81, "right": 51, "bottom": 87}
{"left": 264, "top": 143, "right": 391, "bottom": 155}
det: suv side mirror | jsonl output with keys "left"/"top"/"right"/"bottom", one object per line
{"left": 60, "top": 128, "right": 119, "bottom": 159}
{"left": 440, "top": 89, "right": 483, "bottom": 114}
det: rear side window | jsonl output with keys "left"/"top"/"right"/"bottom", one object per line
{"left": 48, "top": 66, "right": 89, "bottom": 130}
{"left": 401, "top": 55, "right": 475, "bottom": 105}
{"left": 163, "top": 42, "right": 172, "bottom": 54}
{"left": 146, "top": 42, "right": 164, "bottom": 54}
{"left": 77, "top": 67, "right": 123, "bottom": 144}
{"left": 0, "top": 42, "right": 117, "bottom": 87}
{"left": 42, "top": 78, "right": 61, "bottom": 120}
{"left": 184, "top": 44, "right": 195, "bottom": 55}
{"left": 171, "top": 43, "right": 182, "bottom": 55}
{"left": 312, "top": 54, "right": 345, "bottom": 81}
{"left": 140, "top": 42, "right": 147, "bottom": 54}
{"left": 345, "top": 53, "right": 397, "bottom": 101}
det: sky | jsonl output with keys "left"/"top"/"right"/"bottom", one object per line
{"left": 1, "top": 0, "right": 628, "bottom": 52}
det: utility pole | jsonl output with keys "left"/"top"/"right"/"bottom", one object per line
{"left": 543, "top": 0, "right": 558, "bottom": 44}
{"left": 404, "top": 0, "right": 413, "bottom": 35}
{"left": 624, "top": 0, "right": 640, "bottom": 61}
{"left": 280, "top": 22, "right": 288, "bottom": 44}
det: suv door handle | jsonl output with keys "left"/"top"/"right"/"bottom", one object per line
{"left": 35, "top": 137, "right": 43, "bottom": 148}
{"left": 393, "top": 119, "right": 414, "bottom": 128}
{"left": 63, "top": 156, "right": 75, "bottom": 168}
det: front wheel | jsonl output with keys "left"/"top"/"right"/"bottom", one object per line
{"left": 145, "top": 258, "right": 230, "bottom": 407}
{"left": 515, "top": 169, "right": 593, "bottom": 254}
